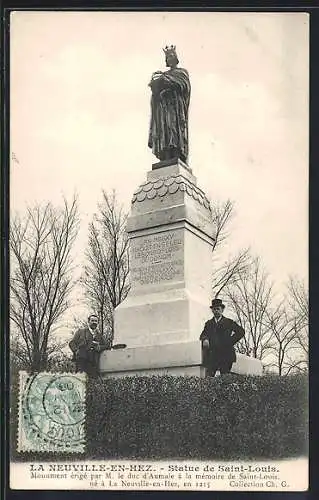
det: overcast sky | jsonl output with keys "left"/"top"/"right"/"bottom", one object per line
{"left": 10, "top": 11, "right": 308, "bottom": 321}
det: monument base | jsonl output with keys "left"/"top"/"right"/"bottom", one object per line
{"left": 99, "top": 342, "right": 263, "bottom": 378}
{"left": 100, "top": 366, "right": 205, "bottom": 378}
{"left": 151, "top": 157, "right": 192, "bottom": 173}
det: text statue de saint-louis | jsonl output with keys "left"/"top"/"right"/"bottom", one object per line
{"left": 100, "top": 46, "right": 263, "bottom": 378}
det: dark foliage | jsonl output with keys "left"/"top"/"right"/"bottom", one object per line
{"left": 86, "top": 374, "right": 308, "bottom": 460}
{"left": 11, "top": 373, "right": 308, "bottom": 461}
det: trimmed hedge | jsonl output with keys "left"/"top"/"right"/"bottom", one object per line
{"left": 11, "top": 373, "right": 308, "bottom": 461}
{"left": 86, "top": 374, "right": 308, "bottom": 460}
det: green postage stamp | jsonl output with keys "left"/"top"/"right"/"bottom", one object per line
{"left": 18, "top": 371, "right": 86, "bottom": 453}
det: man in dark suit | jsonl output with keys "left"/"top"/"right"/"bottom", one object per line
{"left": 200, "top": 298, "right": 245, "bottom": 376}
{"left": 69, "top": 314, "right": 108, "bottom": 377}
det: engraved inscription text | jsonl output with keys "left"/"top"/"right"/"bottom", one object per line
{"left": 130, "top": 231, "right": 183, "bottom": 286}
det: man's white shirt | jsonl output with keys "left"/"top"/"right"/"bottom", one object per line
{"left": 88, "top": 326, "right": 99, "bottom": 341}
{"left": 213, "top": 316, "right": 223, "bottom": 324}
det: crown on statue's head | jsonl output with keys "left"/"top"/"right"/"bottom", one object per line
{"left": 163, "top": 45, "right": 177, "bottom": 56}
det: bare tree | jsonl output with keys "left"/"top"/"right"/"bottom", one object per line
{"left": 10, "top": 196, "right": 79, "bottom": 372}
{"left": 212, "top": 248, "right": 252, "bottom": 298}
{"left": 82, "top": 190, "right": 130, "bottom": 344}
{"left": 211, "top": 199, "right": 234, "bottom": 252}
{"left": 287, "top": 275, "right": 308, "bottom": 369}
{"left": 10, "top": 325, "right": 71, "bottom": 371}
{"left": 287, "top": 275, "right": 308, "bottom": 321}
{"left": 225, "top": 257, "right": 274, "bottom": 361}
{"left": 264, "top": 300, "right": 307, "bottom": 376}
{"left": 210, "top": 200, "right": 252, "bottom": 298}
{"left": 81, "top": 223, "right": 114, "bottom": 339}
{"left": 268, "top": 276, "right": 309, "bottom": 374}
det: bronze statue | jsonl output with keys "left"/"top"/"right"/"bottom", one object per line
{"left": 148, "top": 46, "right": 191, "bottom": 164}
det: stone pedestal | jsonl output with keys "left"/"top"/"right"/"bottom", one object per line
{"left": 99, "top": 343, "right": 263, "bottom": 378}
{"left": 99, "top": 159, "right": 263, "bottom": 378}
{"left": 100, "top": 341, "right": 205, "bottom": 378}
{"left": 113, "top": 159, "right": 215, "bottom": 350}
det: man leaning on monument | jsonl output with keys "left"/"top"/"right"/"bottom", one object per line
{"left": 69, "top": 314, "right": 109, "bottom": 377}
{"left": 200, "top": 298, "right": 245, "bottom": 377}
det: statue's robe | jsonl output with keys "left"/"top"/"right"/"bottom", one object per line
{"left": 148, "top": 67, "right": 191, "bottom": 163}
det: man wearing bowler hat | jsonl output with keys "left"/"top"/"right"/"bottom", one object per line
{"left": 200, "top": 298, "right": 245, "bottom": 376}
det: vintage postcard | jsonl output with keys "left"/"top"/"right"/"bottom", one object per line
{"left": 9, "top": 11, "right": 308, "bottom": 491}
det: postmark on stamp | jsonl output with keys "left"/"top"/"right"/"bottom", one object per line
{"left": 18, "top": 371, "right": 86, "bottom": 453}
